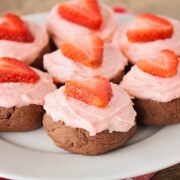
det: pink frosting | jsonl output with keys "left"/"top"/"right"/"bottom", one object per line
{"left": 120, "top": 65, "right": 180, "bottom": 102}
{"left": 43, "top": 44, "right": 127, "bottom": 83}
{"left": 113, "top": 16, "right": 180, "bottom": 64}
{"left": 0, "top": 20, "right": 49, "bottom": 65}
{"left": 0, "top": 69, "right": 56, "bottom": 108}
{"left": 46, "top": 0, "right": 118, "bottom": 46}
{"left": 44, "top": 83, "right": 136, "bottom": 136}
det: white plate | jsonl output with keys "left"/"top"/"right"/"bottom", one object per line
{"left": 0, "top": 13, "right": 180, "bottom": 180}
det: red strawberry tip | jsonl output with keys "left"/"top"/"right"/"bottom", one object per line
{"left": 137, "top": 49, "right": 179, "bottom": 78}
{"left": 0, "top": 57, "right": 40, "bottom": 83}
{"left": 0, "top": 13, "right": 34, "bottom": 43}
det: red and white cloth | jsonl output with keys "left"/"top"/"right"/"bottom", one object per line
{"left": 125, "top": 172, "right": 156, "bottom": 180}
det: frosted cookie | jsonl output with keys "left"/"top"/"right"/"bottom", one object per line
{"left": 113, "top": 13, "right": 180, "bottom": 64}
{"left": 120, "top": 49, "right": 180, "bottom": 125}
{"left": 0, "top": 13, "right": 49, "bottom": 69}
{"left": 0, "top": 57, "right": 56, "bottom": 131}
{"left": 46, "top": 0, "right": 118, "bottom": 47}
{"left": 44, "top": 35, "right": 127, "bottom": 85}
{"left": 43, "top": 76, "right": 136, "bottom": 155}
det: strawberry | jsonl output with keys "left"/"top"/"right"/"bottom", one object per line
{"left": 0, "top": 13, "right": 34, "bottom": 42}
{"left": 137, "top": 49, "right": 179, "bottom": 77}
{"left": 58, "top": 0, "right": 102, "bottom": 29}
{"left": 113, "top": 7, "right": 128, "bottom": 14}
{"left": 60, "top": 35, "right": 104, "bottom": 68}
{"left": 0, "top": 57, "right": 40, "bottom": 83}
{"left": 127, "top": 13, "right": 173, "bottom": 43}
{"left": 65, "top": 76, "right": 112, "bottom": 107}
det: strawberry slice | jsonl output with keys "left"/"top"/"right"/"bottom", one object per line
{"left": 58, "top": 0, "right": 102, "bottom": 29}
{"left": 60, "top": 35, "right": 104, "bottom": 68}
{"left": 0, "top": 57, "right": 40, "bottom": 83}
{"left": 65, "top": 76, "right": 112, "bottom": 107}
{"left": 127, "top": 14, "right": 173, "bottom": 43}
{"left": 0, "top": 13, "right": 34, "bottom": 42}
{"left": 113, "top": 7, "right": 128, "bottom": 14}
{"left": 137, "top": 49, "right": 179, "bottom": 77}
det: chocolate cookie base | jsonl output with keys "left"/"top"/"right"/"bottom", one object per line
{"left": 133, "top": 97, "right": 180, "bottom": 126}
{"left": 49, "top": 37, "right": 58, "bottom": 52}
{"left": 0, "top": 105, "right": 44, "bottom": 132}
{"left": 125, "top": 62, "right": 133, "bottom": 73}
{"left": 110, "top": 70, "right": 125, "bottom": 84}
{"left": 30, "top": 43, "right": 50, "bottom": 71}
{"left": 43, "top": 113, "right": 136, "bottom": 155}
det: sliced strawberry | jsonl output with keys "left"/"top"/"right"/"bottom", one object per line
{"left": 137, "top": 49, "right": 179, "bottom": 77}
{"left": 0, "top": 57, "right": 40, "bottom": 83}
{"left": 0, "top": 13, "right": 34, "bottom": 42}
{"left": 60, "top": 35, "right": 104, "bottom": 68}
{"left": 65, "top": 76, "right": 112, "bottom": 107}
{"left": 127, "top": 14, "right": 173, "bottom": 43}
{"left": 113, "top": 6, "right": 128, "bottom": 14}
{"left": 58, "top": 0, "right": 102, "bottom": 29}
{"left": 81, "top": 0, "right": 101, "bottom": 15}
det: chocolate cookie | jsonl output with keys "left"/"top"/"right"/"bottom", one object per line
{"left": 110, "top": 70, "right": 125, "bottom": 84}
{"left": 43, "top": 113, "right": 136, "bottom": 155}
{"left": 49, "top": 37, "right": 58, "bottom": 52}
{"left": 0, "top": 105, "right": 44, "bottom": 132}
{"left": 134, "top": 97, "right": 180, "bottom": 126}
{"left": 30, "top": 43, "right": 50, "bottom": 71}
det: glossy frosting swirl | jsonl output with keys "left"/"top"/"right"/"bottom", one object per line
{"left": 120, "top": 65, "right": 180, "bottom": 102}
{"left": 0, "top": 21, "right": 49, "bottom": 64}
{"left": 44, "top": 83, "right": 136, "bottom": 136}
{"left": 0, "top": 69, "right": 56, "bottom": 108}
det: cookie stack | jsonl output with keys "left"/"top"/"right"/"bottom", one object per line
{"left": 0, "top": 0, "right": 180, "bottom": 155}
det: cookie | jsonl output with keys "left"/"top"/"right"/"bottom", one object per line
{"left": 113, "top": 13, "right": 180, "bottom": 64}
{"left": 120, "top": 50, "right": 180, "bottom": 126}
{"left": 0, "top": 13, "right": 50, "bottom": 70}
{"left": 134, "top": 98, "right": 180, "bottom": 126}
{"left": 110, "top": 70, "right": 124, "bottom": 84}
{"left": 43, "top": 39, "right": 127, "bottom": 86}
{"left": 0, "top": 105, "right": 44, "bottom": 132}
{"left": 30, "top": 43, "right": 50, "bottom": 71}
